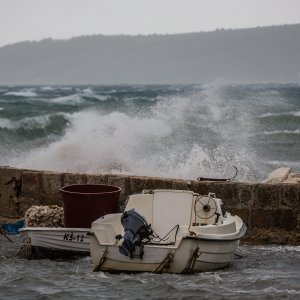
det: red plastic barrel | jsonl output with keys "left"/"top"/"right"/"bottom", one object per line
{"left": 60, "top": 184, "right": 121, "bottom": 228}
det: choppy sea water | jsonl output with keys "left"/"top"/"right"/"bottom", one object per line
{"left": 0, "top": 236, "right": 299, "bottom": 299}
{"left": 0, "top": 84, "right": 300, "bottom": 181}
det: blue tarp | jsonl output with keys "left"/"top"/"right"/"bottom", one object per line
{"left": 0, "top": 219, "right": 24, "bottom": 234}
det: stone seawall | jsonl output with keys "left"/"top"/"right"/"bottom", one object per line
{"left": 0, "top": 166, "right": 299, "bottom": 244}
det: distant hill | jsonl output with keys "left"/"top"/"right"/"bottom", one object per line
{"left": 0, "top": 24, "right": 300, "bottom": 84}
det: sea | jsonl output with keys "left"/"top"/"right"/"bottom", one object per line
{"left": 0, "top": 84, "right": 300, "bottom": 299}
{"left": 0, "top": 236, "right": 299, "bottom": 299}
{"left": 0, "top": 84, "right": 299, "bottom": 181}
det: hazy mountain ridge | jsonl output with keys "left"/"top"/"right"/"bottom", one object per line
{"left": 0, "top": 24, "right": 300, "bottom": 84}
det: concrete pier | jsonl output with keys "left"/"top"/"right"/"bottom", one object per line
{"left": 0, "top": 166, "right": 299, "bottom": 245}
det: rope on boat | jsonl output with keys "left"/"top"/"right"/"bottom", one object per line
{"left": 183, "top": 247, "right": 201, "bottom": 274}
{"left": 234, "top": 252, "right": 246, "bottom": 258}
{"left": 154, "top": 251, "right": 175, "bottom": 273}
{"left": 149, "top": 224, "right": 179, "bottom": 244}
{"left": 0, "top": 228, "right": 13, "bottom": 242}
{"left": 93, "top": 248, "right": 108, "bottom": 272}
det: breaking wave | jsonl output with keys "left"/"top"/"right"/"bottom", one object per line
{"left": 259, "top": 111, "right": 300, "bottom": 118}
{"left": 18, "top": 110, "right": 171, "bottom": 174}
{"left": 4, "top": 89, "right": 37, "bottom": 97}
{"left": 0, "top": 113, "right": 70, "bottom": 131}
{"left": 13, "top": 85, "right": 259, "bottom": 180}
{"left": 260, "top": 129, "right": 300, "bottom": 135}
{"left": 1, "top": 84, "right": 299, "bottom": 181}
{"left": 50, "top": 94, "right": 85, "bottom": 105}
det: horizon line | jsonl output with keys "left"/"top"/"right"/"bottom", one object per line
{"left": 1, "top": 22, "right": 300, "bottom": 48}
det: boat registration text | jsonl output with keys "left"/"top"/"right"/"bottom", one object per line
{"left": 63, "top": 233, "right": 86, "bottom": 242}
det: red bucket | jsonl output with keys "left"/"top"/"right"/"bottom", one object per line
{"left": 60, "top": 184, "right": 121, "bottom": 228}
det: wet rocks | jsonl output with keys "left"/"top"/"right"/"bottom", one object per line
{"left": 24, "top": 205, "right": 64, "bottom": 227}
{"left": 262, "top": 167, "right": 300, "bottom": 184}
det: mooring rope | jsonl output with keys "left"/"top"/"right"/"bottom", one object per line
{"left": 0, "top": 228, "right": 13, "bottom": 242}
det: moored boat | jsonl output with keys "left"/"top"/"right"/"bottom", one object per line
{"left": 19, "top": 184, "right": 121, "bottom": 259}
{"left": 90, "top": 189, "right": 246, "bottom": 273}
{"left": 19, "top": 227, "right": 90, "bottom": 259}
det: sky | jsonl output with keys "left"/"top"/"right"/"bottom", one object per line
{"left": 1, "top": 0, "right": 300, "bottom": 47}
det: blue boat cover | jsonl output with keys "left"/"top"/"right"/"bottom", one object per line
{"left": 0, "top": 219, "right": 24, "bottom": 234}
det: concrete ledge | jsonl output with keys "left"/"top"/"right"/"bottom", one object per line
{"left": 0, "top": 166, "right": 299, "bottom": 244}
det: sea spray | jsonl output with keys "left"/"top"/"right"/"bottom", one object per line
{"left": 1, "top": 84, "right": 299, "bottom": 180}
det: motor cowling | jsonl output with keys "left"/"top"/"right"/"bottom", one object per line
{"left": 119, "top": 209, "right": 152, "bottom": 258}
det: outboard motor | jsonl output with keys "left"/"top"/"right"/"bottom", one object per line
{"left": 119, "top": 209, "right": 152, "bottom": 259}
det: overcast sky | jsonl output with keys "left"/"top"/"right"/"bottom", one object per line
{"left": 1, "top": 0, "right": 300, "bottom": 47}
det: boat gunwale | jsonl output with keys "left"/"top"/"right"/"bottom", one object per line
{"left": 19, "top": 227, "right": 90, "bottom": 232}
{"left": 186, "top": 223, "right": 247, "bottom": 242}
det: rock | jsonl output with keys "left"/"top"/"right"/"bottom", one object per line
{"left": 262, "top": 167, "right": 291, "bottom": 183}
{"left": 262, "top": 167, "right": 300, "bottom": 184}
{"left": 24, "top": 205, "right": 64, "bottom": 227}
{"left": 289, "top": 173, "right": 300, "bottom": 179}
{"left": 285, "top": 173, "right": 300, "bottom": 184}
{"left": 283, "top": 178, "right": 300, "bottom": 184}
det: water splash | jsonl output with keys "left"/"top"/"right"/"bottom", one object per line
{"left": 14, "top": 84, "right": 260, "bottom": 180}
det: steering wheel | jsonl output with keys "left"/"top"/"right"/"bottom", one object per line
{"left": 194, "top": 195, "right": 217, "bottom": 220}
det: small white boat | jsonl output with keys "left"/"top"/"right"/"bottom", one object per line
{"left": 19, "top": 227, "right": 90, "bottom": 259}
{"left": 90, "top": 189, "right": 246, "bottom": 273}
{"left": 18, "top": 183, "right": 121, "bottom": 259}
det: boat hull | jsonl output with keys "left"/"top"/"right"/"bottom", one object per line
{"left": 19, "top": 227, "right": 90, "bottom": 259}
{"left": 90, "top": 236, "right": 240, "bottom": 273}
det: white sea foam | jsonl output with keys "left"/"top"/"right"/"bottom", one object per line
{"left": 80, "top": 88, "right": 114, "bottom": 101}
{"left": 238, "top": 287, "right": 300, "bottom": 296}
{"left": 81, "top": 88, "right": 94, "bottom": 95}
{"left": 0, "top": 118, "right": 13, "bottom": 129}
{"left": 260, "top": 90, "right": 280, "bottom": 97}
{"left": 19, "top": 110, "right": 171, "bottom": 174}
{"left": 259, "top": 111, "right": 300, "bottom": 118}
{"left": 102, "top": 89, "right": 117, "bottom": 94}
{"left": 50, "top": 94, "right": 84, "bottom": 105}
{"left": 0, "top": 107, "right": 4, "bottom": 111}
{"left": 93, "top": 95, "right": 112, "bottom": 101}
{"left": 39, "top": 86, "right": 55, "bottom": 91}
{"left": 86, "top": 93, "right": 112, "bottom": 102}
{"left": 4, "top": 89, "right": 37, "bottom": 97}
{"left": 261, "top": 129, "right": 300, "bottom": 135}
{"left": 60, "top": 87, "right": 73, "bottom": 91}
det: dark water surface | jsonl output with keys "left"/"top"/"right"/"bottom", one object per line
{"left": 1, "top": 236, "right": 299, "bottom": 299}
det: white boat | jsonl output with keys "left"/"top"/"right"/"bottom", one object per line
{"left": 90, "top": 189, "right": 246, "bottom": 273}
{"left": 18, "top": 183, "right": 121, "bottom": 259}
{"left": 19, "top": 227, "right": 90, "bottom": 259}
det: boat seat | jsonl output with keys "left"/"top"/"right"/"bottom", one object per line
{"left": 125, "top": 193, "right": 154, "bottom": 225}
{"left": 151, "top": 190, "right": 194, "bottom": 244}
